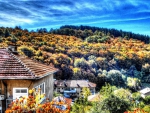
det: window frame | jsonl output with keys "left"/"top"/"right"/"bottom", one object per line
{"left": 13, "top": 88, "right": 28, "bottom": 100}
{"left": 35, "top": 82, "right": 45, "bottom": 95}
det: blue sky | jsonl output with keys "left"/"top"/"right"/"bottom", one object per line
{"left": 0, "top": 0, "right": 150, "bottom": 36}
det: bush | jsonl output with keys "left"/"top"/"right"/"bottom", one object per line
{"left": 113, "top": 88, "right": 131, "bottom": 102}
{"left": 143, "top": 105, "right": 150, "bottom": 112}
{"left": 100, "top": 83, "right": 117, "bottom": 98}
{"left": 144, "top": 95, "right": 150, "bottom": 105}
{"left": 92, "top": 94, "right": 130, "bottom": 113}
{"left": 107, "top": 70, "right": 125, "bottom": 86}
{"left": 127, "top": 77, "right": 141, "bottom": 90}
{"left": 18, "top": 46, "right": 35, "bottom": 57}
{"left": 86, "top": 34, "right": 110, "bottom": 43}
{"left": 74, "top": 58, "right": 89, "bottom": 70}
{"left": 71, "top": 88, "right": 92, "bottom": 113}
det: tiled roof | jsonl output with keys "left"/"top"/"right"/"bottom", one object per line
{"left": 54, "top": 80, "right": 96, "bottom": 88}
{"left": 0, "top": 48, "right": 58, "bottom": 79}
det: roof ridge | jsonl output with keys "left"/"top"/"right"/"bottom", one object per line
{"left": 8, "top": 51, "right": 36, "bottom": 77}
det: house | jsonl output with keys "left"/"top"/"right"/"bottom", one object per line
{"left": 0, "top": 47, "right": 58, "bottom": 112}
{"left": 54, "top": 80, "right": 96, "bottom": 98}
{"left": 139, "top": 87, "right": 150, "bottom": 98}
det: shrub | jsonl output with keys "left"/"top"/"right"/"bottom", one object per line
{"left": 143, "top": 105, "right": 150, "bottom": 113}
{"left": 127, "top": 77, "right": 141, "bottom": 90}
{"left": 18, "top": 46, "right": 36, "bottom": 57}
{"left": 74, "top": 58, "right": 89, "bottom": 70}
{"left": 113, "top": 88, "right": 132, "bottom": 102}
{"left": 144, "top": 95, "right": 150, "bottom": 105}
{"left": 107, "top": 70, "right": 125, "bottom": 86}
{"left": 93, "top": 94, "right": 130, "bottom": 113}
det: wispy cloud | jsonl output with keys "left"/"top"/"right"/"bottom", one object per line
{"left": 0, "top": 0, "right": 150, "bottom": 35}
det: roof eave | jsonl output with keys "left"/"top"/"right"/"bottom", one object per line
{"left": 35, "top": 69, "right": 59, "bottom": 79}
{"left": 0, "top": 69, "right": 58, "bottom": 80}
{"left": 0, "top": 77, "right": 35, "bottom": 80}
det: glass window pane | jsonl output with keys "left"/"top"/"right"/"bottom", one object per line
{"left": 15, "top": 89, "right": 20, "bottom": 93}
{"left": 40, "top": 85, "right": 42, "bottom": 89}
{"left": 21, "top": 89, "right": 27, "bottom": 93}
{"left": 35, "top": 83, "right": 45, "bottom": 94}
{"left": 35, "top": 87, "right": 37, "bottom": 92}
{"left": 40, "top": 85, "right": 42, "bottom": 94}
{"left": 42, "top": 83, "right": 44, "bottom": 93}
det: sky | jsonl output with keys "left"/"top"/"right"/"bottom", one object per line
{"left": 0, "top": 0, "right": 150, "bottom": 36}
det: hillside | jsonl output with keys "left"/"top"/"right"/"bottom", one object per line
{"left": 0, "top": 26, "right": 150, "bottom": 90}
{"left": 50, "top": 25, "right": 150, "bottom": 43}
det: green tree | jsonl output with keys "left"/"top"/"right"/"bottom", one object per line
{"left": 144, "top": 95, "right": 150, "bottom": 105}
{"left": 0, "top": 28, "right": 4, "bottom": 36}
{"left": 143, "top": 105, "right": 150, "bottom": 112}
{"left": 4, "top": 28, "right": 10, "bottom": 38}
{"left": 113, "top": 88, "right": 131, "bottom": 102}
{"left": 127, "top": 77, "right": 141, "bottom": 90}
{"left": 0, "top": 36, "right": 3, "bottom": 43}
{"left": 91, "top": 94, "right": 130, "bottom": 113}
{"left": 100, "top": 94, "right": 130, "bottom": 113}
{"left": 82, "top": 87, "right": 91, "bottom": 98}
{"left": 107, "top": 70, "right": 125, "bottom": 87}
{"left": 10, "top": 35, "right": 18, "bottom": 44}
{"left": 100, "top": 83, "right": 117, "bottom": 98}
{"left": 90, "top": 102, "right": 110, "bottom": 113}
{"left": 132, "top": 92, "right": 142, "bottom": 101}
{"left": 131, "top": 92, "right": 144, "bottom": 109}
{"left": 74, "top": 57, "right": 89, "bottom": 70}
{"left": 71, "top": 88, "right": 92, "bottom": 113}
{"left": 96, "top": 57, "right": 108, "bottom": 70}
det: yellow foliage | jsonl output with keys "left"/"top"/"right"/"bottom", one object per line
{"left": 73, "top": 67, "right": 81, "bottom": 74}
{"left": 6, "top": 88, "right": 70, "bottom": 113}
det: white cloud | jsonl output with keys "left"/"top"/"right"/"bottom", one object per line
{"left": 50, "top": 5, "right": 72, "bottom": 12}
{"left": 0, "top": 0, "right": 150, "bottom": 36}
{"left": 0, "top": 13, "right": 34, "bottom": 27}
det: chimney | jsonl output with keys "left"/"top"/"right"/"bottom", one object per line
{"left": 7, "top": 44, "right": 18, "bottom": 54}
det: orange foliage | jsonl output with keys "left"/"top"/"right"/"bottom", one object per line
{"left": 124, "top": 108, "right": 148, "bottom": 113}
{"left": 5, "top": 89, "right": 70, "bottom": 113}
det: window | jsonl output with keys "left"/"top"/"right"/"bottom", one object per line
{"left": 15, "top": 89, "right": 20, "bottom": 93}
{"left": 35, "top": 82, "right": 45, "bottom": 95}
{"left": 21, "top": 89, "right": 27, "bottom": 93}
{"left": 15, "top": 89, "right": 27, "bottom": 93}
{"left": 13, "top": 88, "right": 28, "bottom": 100}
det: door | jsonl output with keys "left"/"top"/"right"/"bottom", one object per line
{"left": 13, "top": 88, "right": 28, "bottom": 100}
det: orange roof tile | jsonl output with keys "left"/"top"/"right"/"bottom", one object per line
{"left": 0, "top": 48, "right": 58, "bottom": 79}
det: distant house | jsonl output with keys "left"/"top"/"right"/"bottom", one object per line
{"left": 54, "top": 80, "right": 96, "bottom": 98}
{"left": 139, "top": 87, "right": 150, "bottom": 98}
{"left": 0, "top": 47, "right": 58, "bottom": 112}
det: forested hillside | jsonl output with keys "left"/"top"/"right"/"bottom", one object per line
{"left": 0, "top": 26, "right": 150, "bottom": 90}
{"left": 51, "top": 25, "right": 150, "bottom": 43}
